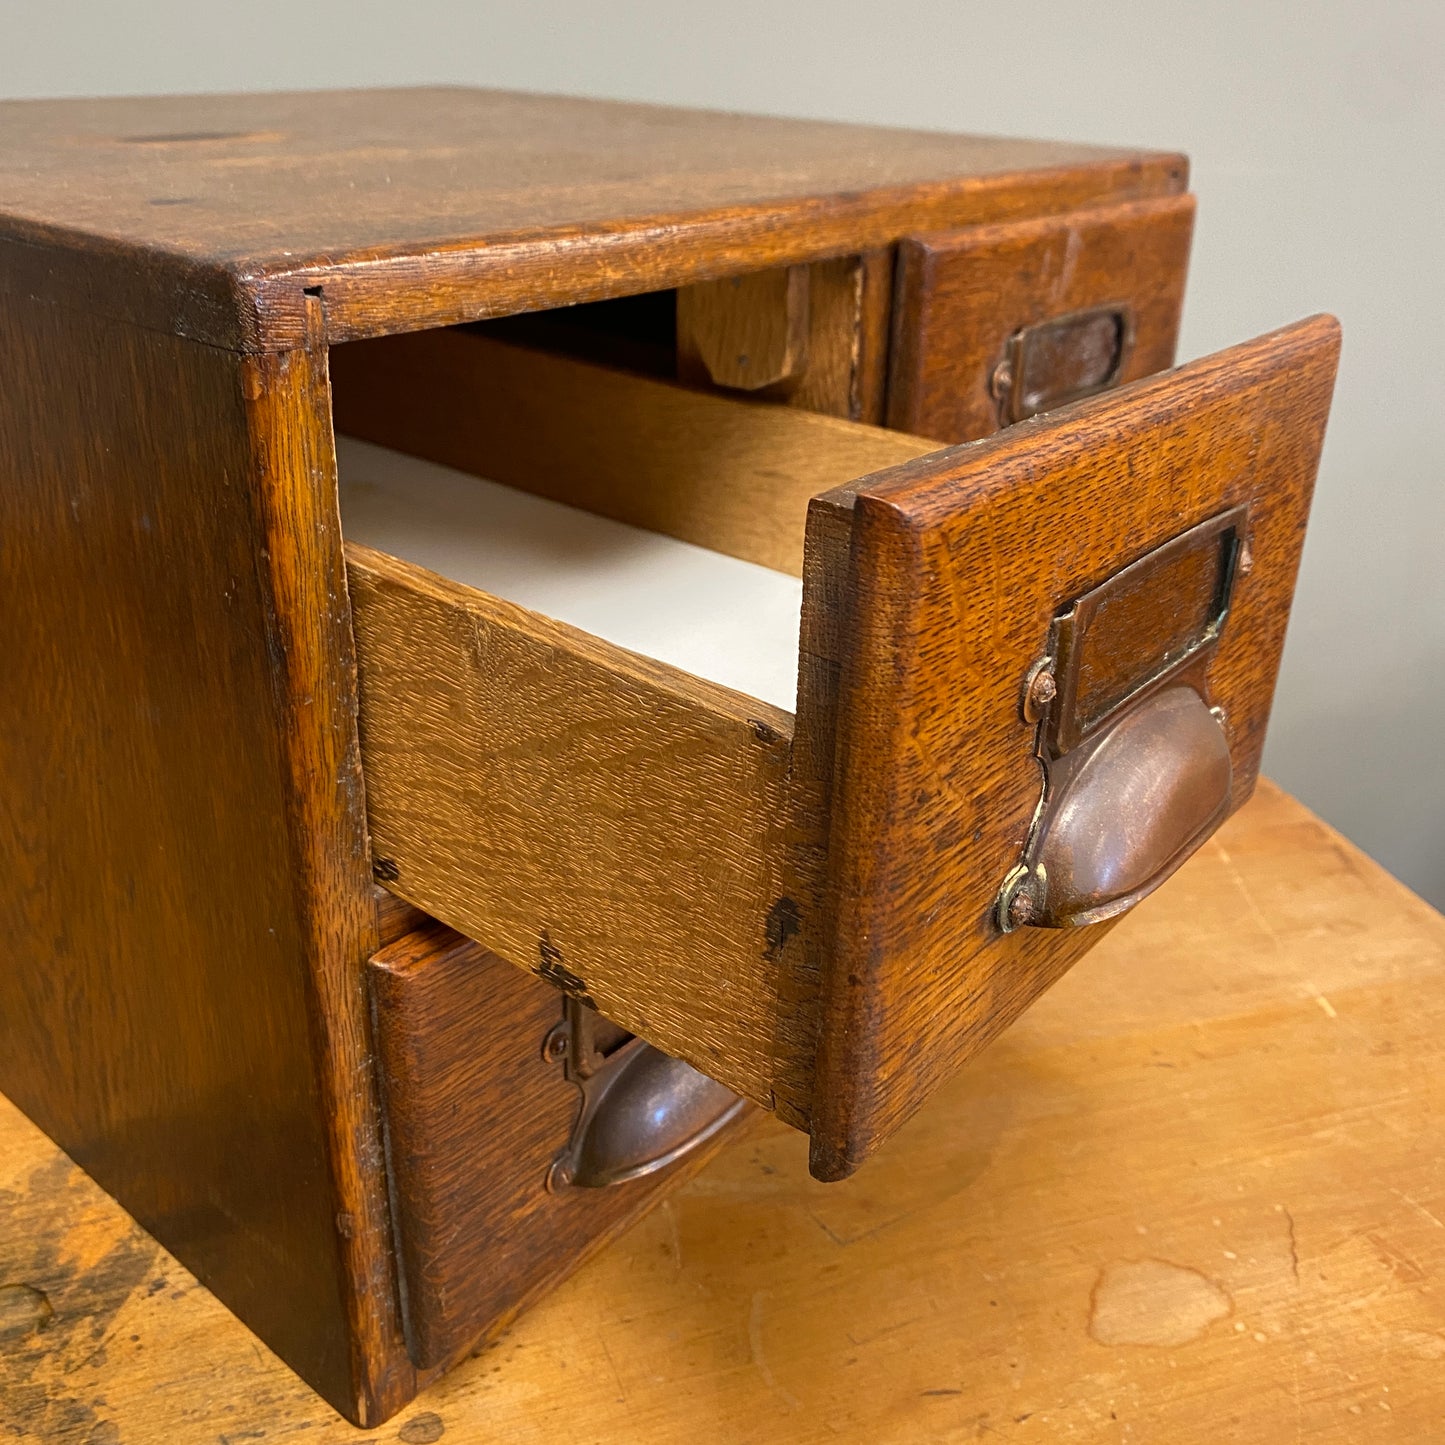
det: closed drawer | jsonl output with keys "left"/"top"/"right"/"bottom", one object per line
{"left": 889, "top": 194, "right": 1197, "bottom": 443}
{"left": 367, "top": 912, "right": 744, "bottom": 1370}
{"left": 332, "top": 315, "right": 1339, "bottom": 1179}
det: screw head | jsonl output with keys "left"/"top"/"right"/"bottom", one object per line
{"left": 996, "top": 865, "right": 1039, "bottom": 933}
{"left": 543, "top": 1027, "right": 569, "bottom": 1062}
{"left": 990, "top": 357, "right": 1014, "bottom": 402}
{"left": 1022, "top": 660, "right": 1057, "bottom": 722}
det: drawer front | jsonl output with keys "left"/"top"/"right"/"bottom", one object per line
{"left": 888, "top": 194, "right": 1195, "bottom": 442}
{"left": 810, "top": 315, "right": 1339, "bottom": 1177}
{"left": 340, "top": 317, "right": 1337, "bottom": 1183}
{"left": 368, "top": 920, "right": 744, "bottom": 1370}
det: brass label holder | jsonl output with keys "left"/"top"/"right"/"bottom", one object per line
{"left": 992, "top": 303, "right": 1136, "bottom": 425}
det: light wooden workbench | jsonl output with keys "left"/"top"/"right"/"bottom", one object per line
{"left": 3, "top": 781, "right": 1443, "bottom": 1442}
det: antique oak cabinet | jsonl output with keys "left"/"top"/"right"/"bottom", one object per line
{"left": 0, "top": 88, "right": 1339, "bottom": 1425}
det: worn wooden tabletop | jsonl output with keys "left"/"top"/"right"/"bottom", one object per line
{"left": 3, "top": 779, "right": 1443, "bottom": 1442}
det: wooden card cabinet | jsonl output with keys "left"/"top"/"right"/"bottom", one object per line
{"left": 0, "top": 88, "right": 1339, "bottom": 1425}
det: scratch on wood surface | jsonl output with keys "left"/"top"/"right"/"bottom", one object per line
{"left": 596, "top": 1330, "right": 629, "bottom": 1406}
{"left": 1367, "top": 1232, "right": 1426, "bottom": 1285}
{"left": 804, "top": 1210, "right": 848, "bottom": 1247}
{"left": 661, "top": 1198, "right": 683, "bottom": 1273}
{"left": 1391, "top": 1190, "right": 1445, "bottom": 1230}
{"left": 1280, "top": 1207, "right": 1301, "bottom": 1283}
{"left": 748, "top": 1290, "right": 799, "bottom": 1407}
{"left": 844, "top": 1303, "right": 940, "bottom": 1350}
{"left": 1211, "top": 840, "right": 1280, "bottom": 947}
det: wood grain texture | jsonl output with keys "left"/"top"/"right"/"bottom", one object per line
{"left": 240, "top": 296, "right": 414, "bottom": 1423}
{"left": 374, "top": 884, "right": 430, "bottom": 948}
{"left": 783, "top": 257, "right": 857, "bottom": 416}
{"left": 784, "top": 252, "right": 894, "bottom": 422}
{"left": 851, "top": 249, "right": 895, "bottom": 424}
{"left": 330, "top": 328, "right": 934, "bottom": 577}
{"left": 810, "top": 316, "right": 1342, "bottom": 1178}
{"left": 7, "top": 782, "right": 1445, "bottom": 1443}
{"left": 346, "top": 543, "right": 798, "bottom": 1108}
{"left": 0, "top": 292, "right": 370, "bottom": 1415}
{"left": 888, "top": 194, "right": 1196, "bottom": 441}
{"left": 678, "top": 254, "right": 887, "bottom": 420}
{"left": 369, "top": 923, "right": 744, "bottom": 1370}
{"left": 677, "top": 264, "right": 811, "bottom": 390}
{"left": 770, "top": 493, "right": 864, "bottom": 1128}
{"left": 0, "top": 88, "right": 1187, "bottom": 351}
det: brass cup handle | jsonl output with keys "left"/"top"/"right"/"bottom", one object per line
{"left": 546, "top": 1000, "right": 745, "bottom": 1190}
{"left": 998, "top": 683, "right": 1232, "bottom": 931}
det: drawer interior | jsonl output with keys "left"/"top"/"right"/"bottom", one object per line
{"left": 337, "top": 436, "right": 805, "bottom": 712}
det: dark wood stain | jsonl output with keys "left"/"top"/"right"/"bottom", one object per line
{"left": 398, "top": 1410, "right": 447, "bottom": 1443}
{"left": 537, "top": 933, "right": 597, "bottom": 1008}
{"left": 765, "top": 898, "right": 803, "bottom": 962}
{"left": 0, "top": 1157, "right": 160, "bottom": 1440}
{"left": 0, "top": 1283, "right": 54, "bottom": 1342}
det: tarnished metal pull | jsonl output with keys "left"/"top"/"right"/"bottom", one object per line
{"left": 992, "top": 305, "right": 1132, "bottom": 425}
{"left": 998, "top": 507, "right": 1245, "bottom": 931}
{"left": 545, "top": 997, "right": 745, "bottom": 1190}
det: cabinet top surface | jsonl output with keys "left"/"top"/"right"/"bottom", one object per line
{"left": 0, "top": 86, "right": 1173, "bottom": 270}
{"left": 0, "top": 88, "right": 1185, "bottom": 350}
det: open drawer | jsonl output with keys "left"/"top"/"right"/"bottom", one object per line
{"left": 330, "top": 316, "right": 1339, "bottom": 1180}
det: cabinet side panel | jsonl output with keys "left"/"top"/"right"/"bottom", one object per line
{"left": 0, "top": 295, "right": 355, "bottom": 1408}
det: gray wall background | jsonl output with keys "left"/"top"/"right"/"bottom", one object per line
{"left": 5, "top": 0, "right": 1441, "bottom": 905}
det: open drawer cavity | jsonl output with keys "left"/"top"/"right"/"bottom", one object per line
{"left": 330, "top": 315, "right": 1339, "bottom": 1180}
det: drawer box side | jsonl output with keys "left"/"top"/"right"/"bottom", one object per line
{"left": 347, "top": 541, "right": 799, "bottom": 1110}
